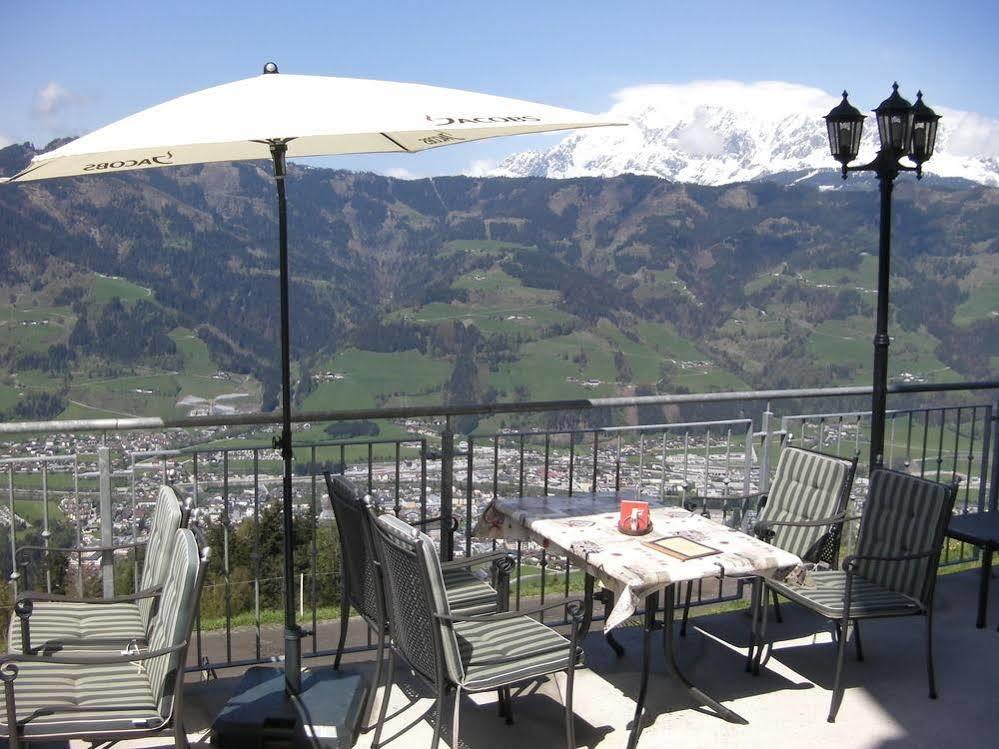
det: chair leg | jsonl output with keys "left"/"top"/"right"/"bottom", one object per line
{"left": 853, "top": 620, "right": 864, "bottom": 662}
{"left": 503, "top": 687, "right": 514, "bottom": 724}
{"left": 926, "top": 611, "right": 938, "bottom": 700}
{"left": 174, "top": 716, "right": 190, "bottom": 749}
{"left": 754, "top": 581, "right": 771, "bottom": 675}
{"left": 333, "top": 597, "right": 350, "bottom": 670}
{"left": 746, "top": 577, "right": 761, "bottom": 672}
{"left": 363, "top": 630, "right": 386, "bottom": 730}
{"left": 564, "top": 667, "right": 577, "bottom": 749}
{"left": 828, "top": 615, "right": 850, "bottom": 723}
{"left": 429, "top": 687, "right": 445, "bottom": 749}
{"left": 771, "top": 587, "right": 783, "bottom": 623}
{"left": 450, "top": 687, "right": 462, "bottom": 749}
{"left": 679, "top": 580, "right": 693, "bottom": 638}
{"left": 372, "top": 650, "right": 395, "bottom": 749}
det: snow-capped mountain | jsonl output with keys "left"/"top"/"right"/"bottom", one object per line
{"left": 493, "top": 81, "right": 999, "bottom": 187}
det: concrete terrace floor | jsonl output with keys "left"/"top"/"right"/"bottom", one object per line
{"left": 67, "top": 568, "right": 998, "bottom": 749}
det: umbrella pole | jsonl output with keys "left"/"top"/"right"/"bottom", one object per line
{"left": 270, "top": 141, "right": 302, "bottom": 695}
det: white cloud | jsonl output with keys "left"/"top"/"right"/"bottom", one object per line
{"left": 936, "top": 108, "right": 999, "bottom": 159}
{"left": 33, "top": 82, "right": 77, "bottom": 117}
{"left": 465, "top": 158, "right": 498, "bottom": 177}
{"left": 674, "top": 118, "right": 725, "bottom": 156}
{"left": 0, "top": 134, "right": 12, "bottom": 149}
{"left": 381, "top": 166, "right": 418, "bottom": 179}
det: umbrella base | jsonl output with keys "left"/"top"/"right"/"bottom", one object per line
{"left": 211, "top": 665, "right": 367, "bottom": 748}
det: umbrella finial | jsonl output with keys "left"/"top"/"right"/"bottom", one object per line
{"left": 263, "top": 62, "right": 279, "bottom": 75}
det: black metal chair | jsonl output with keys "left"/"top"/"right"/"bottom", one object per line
{"left": 370, "top": 511, "right": 585, "bottom": 749}
{"left": 323, "top": 472, "right": 514, "bottom": 729}
{"left": 753, "top": 468, "right": 958, "bottom": 722}
{"left": 682, "top": 446, "right": 858, "bottom": 637}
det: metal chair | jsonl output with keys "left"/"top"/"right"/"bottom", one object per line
{"left": 0, "top": 527, "right": 210, "bottom": 748}
{"left": 323, "top": 472, "right": 514, "bottom": 728}
{"left": 752, "top": 468, "right": 958, "bottom": 722}
{"left": 681, "top": 446, "right": 858, "bottom": 636}
{"left": 9, "top": 485, "right": 189, "bottom": 654}
{"left": 370, "top": 512, "right": 584, "bottom": 749}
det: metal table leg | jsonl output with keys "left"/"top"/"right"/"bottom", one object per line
{"left": 977, "top": 547, "right": 993, "bottom": 629}
{"left": 663, "top": 583, "right": 749, "bottom": 725}
{"left": 579, "top": 574, "right": 596, "bottom": 639}
{"left": 626, "top": 591, "right": 659, "bottom": 749}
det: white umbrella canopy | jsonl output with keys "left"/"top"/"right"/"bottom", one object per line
{"left": 2, "top": 67, "right": 621, "bottom": 182}
{"left": 0, "top": 63, "right": 622, "bottom": 695}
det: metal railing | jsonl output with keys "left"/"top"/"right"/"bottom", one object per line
{"left": 1, "top": 380, "right": 996, "bottom": 672}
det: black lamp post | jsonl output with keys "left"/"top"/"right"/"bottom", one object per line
{"left": 824, "top": 83, "right": 940, "bottom": 469}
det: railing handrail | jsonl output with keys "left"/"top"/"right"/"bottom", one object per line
{"left": 1, "top": 379, "right": 996, "bottom": 436}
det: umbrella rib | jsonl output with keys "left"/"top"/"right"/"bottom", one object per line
{"left": 380, "top": 132, "right": 411, "bottom": 152}
{"left": 4, "top": 161, "right": 49, "bottom": 183}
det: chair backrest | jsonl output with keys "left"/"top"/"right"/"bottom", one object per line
{"left": 138, "top": 485, "right": 186, "bottom": 628}
{"left": 759, "top": 446, "right": 857, "bottom": 562}
{"left": 323, "top": 473, "right": 384, "bottom": 630}
{"left": 372, "top": 513, "right": 463, "bottom": 688}
{"left": 854, "top": 469, "right": 957, "bottom": 606}
{"left": 146, "top": 527, "right": 208, "bottom": 717}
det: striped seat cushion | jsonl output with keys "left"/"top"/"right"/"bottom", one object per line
{"left": 769, "top": 570, "right": 922, "bottom": 619}
{"left": 455, "top": 614, "right": 581, "bottom": 692}
{"left": 8, "top": 601, "right": 144, "bottom": 654}
{"left": 761, "top": 448, "right": 851, "bottom": 561}
{"left": 853, "top": 470, "right": 954, "bottom": 604}
{"left": 0, "top": 659, "right": 162, "bottom": 738}
{"left": 443, "top": 567, "right": 498, "bottom": 616}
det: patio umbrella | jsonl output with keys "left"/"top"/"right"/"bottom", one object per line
{"left": 0, "top": 63, "right": 622, "bottom": 694}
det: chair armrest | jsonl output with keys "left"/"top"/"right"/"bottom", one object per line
{"left": 410, "top": 515, "right": 460, "bottom": 533}
{"left": 16, "top": 540, "right": 146, "bottom": 558}
{"left": 1, "top": 641, "right": 185, "bottom": 667}
{"left": 17, "top": 585, "right": 162, "bottom": 605}
{"left": 842, "top": 550, "right": 936, "bottom": 570}
{"left": 440, "top": 550, "right": 515, "bottom": 571}
{"left": 435, "top": 598, "right": 583, "bottom": 623}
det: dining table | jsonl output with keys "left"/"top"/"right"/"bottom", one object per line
{"left": 474, "top": 491, "right": 802, "bottom": 748}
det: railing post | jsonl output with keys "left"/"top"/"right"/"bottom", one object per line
{"left": 440, "top": 417, "right": 455, "bottom": 562}
{"left": 759, "top": 403, "right": 774, "bottom": 493}
{"left": 98, "top": 445, "right": 114, "bottom": 598}
{"left": 988, "top": 400, "right": 999, "bottom": 513}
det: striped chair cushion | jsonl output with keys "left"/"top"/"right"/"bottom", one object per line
{"left": 769, "top": 570, "right": 922, "bottom": 619}
{"left": 761, "top": 447, "right": 851, "bottom": 561}
{"left": 137, "top": 486, "right": 185, "bottom": 629}
{"left": 0, "top": 660, "right": 162, "bottom": 738}
{"left": 456, "top": 614, "right": 581, "bottom": 692}
{"left": 854, "top": 470, "right": 955, "bottom": 604}
{"left": 8, "top": 601, "right": 144, "bottom": 654}
{"left": 443, "top": 567, "right": 498, "bottom": 616}
{"left": 146, "top": 529, "right": 200, "bottom": 715}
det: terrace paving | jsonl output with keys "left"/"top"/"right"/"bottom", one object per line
{"left": 66, "top": 568, "right": 998, "bottom": 748}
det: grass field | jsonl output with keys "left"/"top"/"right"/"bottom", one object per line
{"left": 90, "top": 275, "right": 153, "bottom": 303}
{"left": 953, "top": 281, "right": 999, "bottom": 326}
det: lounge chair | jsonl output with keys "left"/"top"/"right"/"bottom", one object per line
{"left": 752, "top": 468, "right": 958, "bottom": 722}
{"left": 370, "top": 512, "right": 584, "bottom": 749}
{"left": 9, "top": 485, "right": 188, "bottom": 654}
{"left": 0, "top": 527, "right": 210, "bottom": 748}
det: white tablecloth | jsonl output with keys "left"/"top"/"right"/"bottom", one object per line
{"left": 474, "top": 492, "right": 801, "bottom": 630}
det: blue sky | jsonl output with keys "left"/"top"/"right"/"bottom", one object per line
{"left": 3, "top": 0, "right": 997, "bottom": 176}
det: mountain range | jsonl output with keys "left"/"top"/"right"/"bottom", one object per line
{"left": 0, "top": 139, "right": 996, "bottom": 430}
{"left": 494, "top": 81, "right": 999, "bottom": 188}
